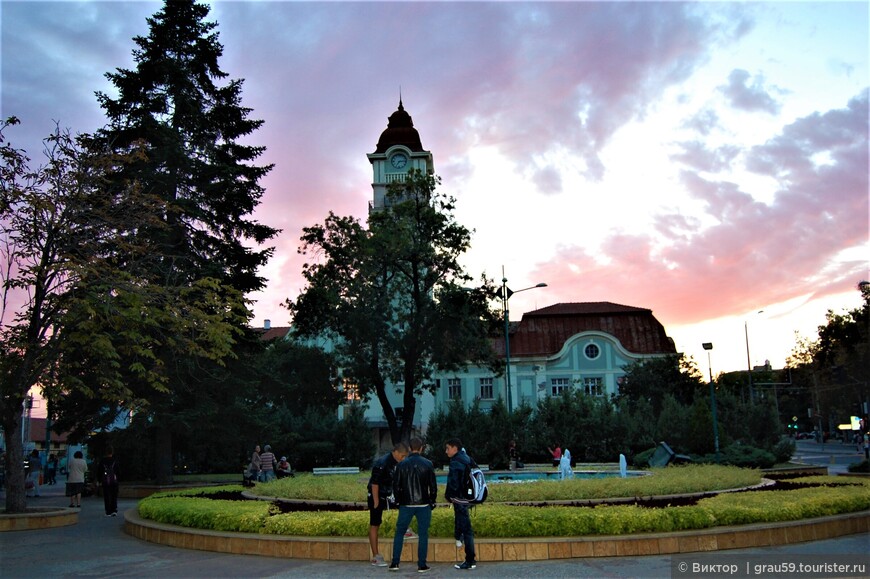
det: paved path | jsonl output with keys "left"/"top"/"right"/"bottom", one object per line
{"left": 1, "top": 477, "right": 867, "bottom": 578}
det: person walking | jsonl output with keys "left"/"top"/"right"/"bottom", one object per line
{"left": 445, "top": 438, "right": 478, "bottom": 570}
{"left": 508, "top": 440, "right": 519, "bottom": 471}
{"left": 66, "top": 450, "right": 87, "bottom": 508}
{"left": 248, "top": 444, "right": 262, "bottom": 484}
{"left": 389, "top": 437, "right": 437, "bottom": 573}
{"left": 100, "top": 446, "right": 120, "bottom": 516}
{"left": 46, "top": 453, "right": 58, "bottom": 485}
{"left": 367, "top": 441, "right": 409, "bottom": 566}
{"left": 26, "top": 449, "right": 42, "bottom": 497}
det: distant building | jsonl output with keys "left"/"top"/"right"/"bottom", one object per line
{"left": 261, "top": 102, "right": 677, "bottom": 449}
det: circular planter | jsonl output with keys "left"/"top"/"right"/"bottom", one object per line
{"left": 0, "top": 506, "right": 78, "bottom": 532}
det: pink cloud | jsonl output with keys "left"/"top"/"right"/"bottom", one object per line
{"left": 532, "top": 91, "right": 868, "bottom": 326}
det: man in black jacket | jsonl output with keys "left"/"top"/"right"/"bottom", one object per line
{"left": 389, "top": 437, "right": 437, "bottom": 573}
{"left": 445, "top": 438, "right": 477, "bottom": 570}
{"left": 368, "top": 441, "right": 409, "bottom": 566}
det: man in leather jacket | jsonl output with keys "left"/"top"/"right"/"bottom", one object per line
{"left": 389, "top": 437, "right": 437, "bottom": 573}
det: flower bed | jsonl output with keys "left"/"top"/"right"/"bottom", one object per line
{"left": 136, "top": 467, "right": 870, "bottom": 537}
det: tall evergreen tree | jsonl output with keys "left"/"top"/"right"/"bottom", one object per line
{"left": 91, "top": 0, "right": 277, "bottom": 483}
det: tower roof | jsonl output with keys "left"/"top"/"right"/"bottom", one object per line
{"left": 373, "top": 99, "right": 425, "bottom": 153}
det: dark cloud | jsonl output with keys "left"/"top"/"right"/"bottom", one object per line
{"left": 719, "top": 69, "right": 781, "bottom": 114}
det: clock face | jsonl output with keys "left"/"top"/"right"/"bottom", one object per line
{"left": 390, "top": 153, "right": 408, "bottom": 169}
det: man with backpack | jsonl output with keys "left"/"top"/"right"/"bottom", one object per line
{"left": 445, "top": 438, "right": 477, "bottom": 570}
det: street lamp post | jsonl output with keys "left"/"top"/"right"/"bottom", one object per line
{"left": 745, "top": 310, "right": 763, "bottom": 402}
{"left": 702, "top": 342, "right": 720, "bottom": 462}
{"left": 500, "top": 272, "right": 547, "bottom": 414}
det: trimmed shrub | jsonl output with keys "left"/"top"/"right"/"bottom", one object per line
{"left": 772, "top": 436, "right": 796, "bottom": 464}
{"left": 847, "top": 459, "right": 869, "bottom": 473}
{"left": 138, "top": 476, "right": 870, "bottom": 537}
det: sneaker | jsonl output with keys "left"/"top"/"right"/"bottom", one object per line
{"left": 371, "top": 554, "right": 387, "bottom": 567}
{"left": 111, "top": 512, "right": 117, "bottom": 517}
{"left": 388, "top": 563, "right": 400, "bottom": 571}
{"left": 455, "top": 561, "right": 477, "bottom": 570}
{"left": 404, "top": 529, "right": 418, "bottom": 540}
{"left": 455, "top": 539, "right": 463, "bottom": 548}
{"left": 418, "top": 566, "right": 431, "bottom": 573}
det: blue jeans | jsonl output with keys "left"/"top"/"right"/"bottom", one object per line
{"left": 391, "top": 505, "right": 431, "bottom": 568}
{"left": 259, "top": 470, "right": 276, "bottom": 482}
{"left": 453, "top": 503, "right": 476, "bottom": 562}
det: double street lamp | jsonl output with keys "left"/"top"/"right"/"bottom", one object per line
{"left": 499, "top": 274, "right": 547, "bottom": 414}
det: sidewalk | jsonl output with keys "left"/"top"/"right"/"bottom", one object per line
{"left": 1, "top": 479, "right": 868, "bottom": 578}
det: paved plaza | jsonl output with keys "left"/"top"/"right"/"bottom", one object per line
{"left": 2, "top": 443, "right": 868, "bottom": 578}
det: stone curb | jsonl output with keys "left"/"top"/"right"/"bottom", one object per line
{"left": 124, "top": 508, "right": 870, "bottom": 562}
{"left": 0, "top": 506, "right": 79, "bottom": 532}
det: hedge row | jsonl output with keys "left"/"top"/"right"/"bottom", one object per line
{"left": 254, "top": 464, "right": 762, "bottom": 503}
{"left": 137, "top": 474, "right": 870, "bottom": 537}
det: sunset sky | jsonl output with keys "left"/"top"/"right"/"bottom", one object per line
{"left": 3, "top": 1, "right": 868, "bottom": 378}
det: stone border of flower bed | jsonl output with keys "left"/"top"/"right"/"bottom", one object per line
{"left": 0, "top": 506, "right": 78, "bottom": 532}
{"left": 124, "top": 508, "right": 869, "bottom": 562}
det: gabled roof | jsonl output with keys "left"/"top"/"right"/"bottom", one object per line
{"left": 498, "top": 302, "right": 675, "bottom": 357}
{"left": 258, "top": 326, "right": 291, "bottom": 341}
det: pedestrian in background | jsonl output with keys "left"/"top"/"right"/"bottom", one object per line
{"left": 26, "top": 449, "right": 42, "bottom": 497}
{"left": 66, "top": 450, "right": 87, "bottom": 508}
{"left": 101, "top": 446, "right": 120, "bottom": 516}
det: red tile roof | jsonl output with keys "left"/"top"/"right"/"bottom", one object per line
{"left": 497, "top": 302, "right": 675, "bottom": 357}
{"left": 258, "top": 326, "right": 291, "bottom": 341}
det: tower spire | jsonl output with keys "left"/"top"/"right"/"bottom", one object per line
{"left": 399, "top": 86, "right": 403, "bottom": 110}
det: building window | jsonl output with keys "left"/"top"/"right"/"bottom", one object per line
{"left": 447, "top": 378, "right": 462, "bottom": 400}
{"left": 584, "top": 343, "right": 600, "bottom": 360}
{"left": 480, "top": 377, "right": 494, "bottom": 400}
{"left": 551, "top": 377, "right": 570, "bottom": 396}
{"left": 343, "top": 378, "right": 360, "bottom": 402}
{"left": 584, "top": 377, "right": 604, "bottom": 396}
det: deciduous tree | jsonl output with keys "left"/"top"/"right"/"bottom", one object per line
{"left": 288, "top": 170, "right": 499, "bottom": 443}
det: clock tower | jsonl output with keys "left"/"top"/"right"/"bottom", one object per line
{"left": 367, "top": 99, "right": 434, "bottom": 212}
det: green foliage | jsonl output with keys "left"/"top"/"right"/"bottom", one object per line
{"left": 632, "top": 447, "right": 658, "bottom": 468}
{"left": 709, "top": 444, "right": 777, "bottom": 469}
{"left": 287, "top": 170, "right": 500, "bottom": 444}
{"left": 82, "top": 0, "right": 278, "bottom": 484}
{"left": 334, "top": 405, "right": 376, "bottom": 468}
{"left": 847, "top": 460, "right": 869, "bottom": 473}
{"left": 655, "top": 395, "right": 690, "bottom": 449}
{"left": 139, "top": 475, "right": 870, "bottom": 537}
{"left": 772, "top": 436, "right": 796, "bottom": 464}
{"left": 615, "top": 354, "right": 704, "bottom": 414}
{"left": 787, "top": 283, "right": 868, "bottom": 438}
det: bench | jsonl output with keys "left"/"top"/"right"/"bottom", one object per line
{"left": 312, "top": 467, "right": 360, "bottom": 475}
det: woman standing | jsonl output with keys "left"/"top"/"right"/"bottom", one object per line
{"left": 66, "top": 451, "right": 87, "bottom": 508}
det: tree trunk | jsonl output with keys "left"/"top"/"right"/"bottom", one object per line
{"left": 3, "top": 418, "right": 27, "bottom": 513}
